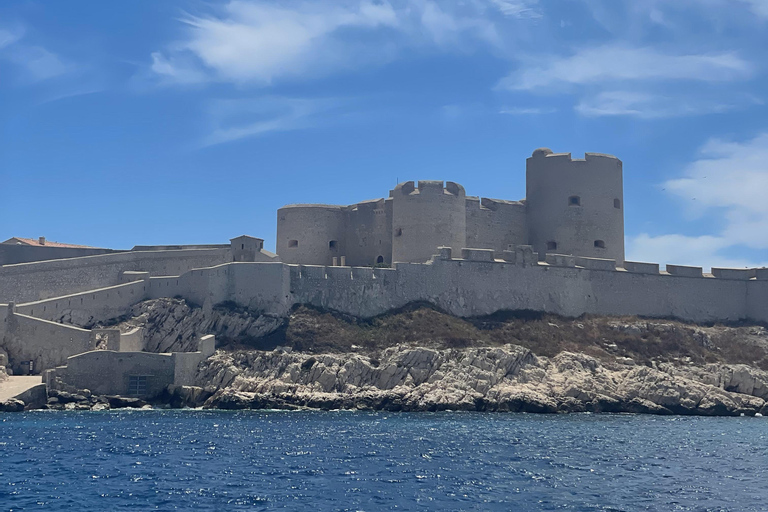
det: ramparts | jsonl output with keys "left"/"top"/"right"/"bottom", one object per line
{"left": 3, "top": 245, "right": 768, "bottom": 373}
{"left": 0, "top": 247, "right": 232, "bottom": 303}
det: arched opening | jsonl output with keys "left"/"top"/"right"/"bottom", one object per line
{"left": 614, "top": 198, "right": 621, "bottom": 209}
{"left": 329, "top": 240, "right": 338, "bottom": 250}
{"left": 288, "top": 240, "right": 299, "bottom": 248}
{"left": 376, "top": 255, "right": 384, "bottom": 264}
{"left": 594, "top": 240, "right": 606, "bottom": 249}
{"left": 546, "top": 241, "right": 557, "bottom": 251}
{"left": 568, "top": 195, "right": 581, "bottom": 206}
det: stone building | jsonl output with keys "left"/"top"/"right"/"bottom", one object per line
{"left": 276, "top": 148, "right": 625, "bottom": 266}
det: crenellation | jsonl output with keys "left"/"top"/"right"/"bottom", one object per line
{"left": 300, "top": 265, "right": 327, "bottom": 280}
{"left": 575, "top": 256, "right": 617, "bottom": 271}
{"left": 712, "top": 268, "right": 755, "bottom": 281}
{"left": 623, "top": 261, "right": 660, "bottom": 275}
{"left": 461, "top": 248, "right": 495, "bottom": 262}
{"left": 666, "top": 264, "right": 703, "bottom": 278}
{"left": 351, "top": 267, "right": 375, "bottom": 281}
{"left": 545, "top": 253, "right": 577, "bottom": 268}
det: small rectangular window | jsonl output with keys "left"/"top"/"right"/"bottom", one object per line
{"left": 568, "top": 196, "right": 581, "bottom": 206}
{"left": 614, "top": 198, "right": 621, "bottom": 209}
{"left": 288, "top": 240, "right": 299, "bottom": 248}
{"left": 547, "top": 241, "right": 557, "bottom": 251}
{"left": 128, "top": 375, "right": 147, "bottom": 396}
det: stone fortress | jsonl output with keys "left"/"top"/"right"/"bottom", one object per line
{"left": 1, "top": 148, "right": 766, "bottom": 399}
{"left": 277, "top": 148, "right": 624, "bottom": 267}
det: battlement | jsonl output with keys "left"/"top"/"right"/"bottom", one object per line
{"left": 391, "top": 181, "right": 465, "bottom": 197}
{"left": 528, "top": 147, "right": 620, "bottom": 164}
{"left": 278, "top": 204, "right": 345, "bottom": 211}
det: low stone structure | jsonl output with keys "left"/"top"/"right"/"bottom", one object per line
{"left": 44, "top": 335, "right": 215, "bottom": 399}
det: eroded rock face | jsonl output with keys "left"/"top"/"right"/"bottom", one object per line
{"left": 105, "top": 298, "right": 284, "bottom": 353}
{"left": 195, "top": 345, "right": 768, "bottom": 416}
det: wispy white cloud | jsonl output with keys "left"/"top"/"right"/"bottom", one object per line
{"left": 498, "top": 44, "right": 753, "bottom": 91}
{"left": 499, "top": 106, "right": 556, "bottom": 115}
{"left": 626, "top": 233, "right": 768, "bottom": 270}
{"left": 627, "top": 133, "right": 768, "bottom": 269}
{"left": 0, "top": 24, "right": 73, "bottom": 84}
{"left": 575, "top": 90, "right": 759, "bottom": 118}
{"left": 148, "top": 0, "right": 521, "bottom": 87}
{"left": 0, "top": 27, "right": 24, "bottom": 49}
{"left": 203, "top": 96, "right": 352, "bottom": 146}
{"left": 739, "top": 0, "right": 768, "bottom": 18}
{"left": 488, "top": 0, "right": 541, "bottom": 19}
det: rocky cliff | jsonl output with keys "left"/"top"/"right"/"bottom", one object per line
{"left": 107, "top": 299, "right": 768, "bottom": 415}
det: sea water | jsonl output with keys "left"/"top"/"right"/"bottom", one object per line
{"left": 1, "top": 411, "right": 767, "bottom": 511}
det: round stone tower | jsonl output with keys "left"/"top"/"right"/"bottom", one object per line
{"left": 276, "top": 204, "right": 346, "bottom": 265}
{"left": 390, "top": 180, "right": 466, "bottom": 263}
{"left": 525, "top": 148, "right": 625, "bottom": 264}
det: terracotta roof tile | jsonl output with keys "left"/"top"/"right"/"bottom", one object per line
{"left": 2, "top": 237, "right": 99, "bottom": 248}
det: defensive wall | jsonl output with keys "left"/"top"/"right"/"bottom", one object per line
{"left": 4, "top": 245, "right": 768, "bottom": 374}
{"left": 277, "top": 149, "right": 626, "bottom": 267}
{"left": 0, "top": 247, "right": 234, "bottom": 304}
{"left": 0, "top": 244, "right": 121, "bottom": 266}
{"left": 526, "top": 149, "right": 624, "bottom": 264}
{"left": 10, "top": 246, "right": 762, "bottom": 327}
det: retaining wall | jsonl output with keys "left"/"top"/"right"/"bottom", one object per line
{"left": 0, "top": 248, "right": 231, "bottom": 303}
{"left": 15, "top": 281, "right": 147, "bottom": 325}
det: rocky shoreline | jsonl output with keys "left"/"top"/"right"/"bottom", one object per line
{"left": 5, "top": 301, "right": 768, "bottom": 416}
{"left": 187, "top": 344, "right": 768, "bottom": 416}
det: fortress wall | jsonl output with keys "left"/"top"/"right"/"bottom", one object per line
{"left": 345, "top": 199, "right": 393, "bottom": 267}
{"left": 0, "top": 248, "right": 231, "bottom": 304}
{"left": 119, "top": 327, "right": 144, "bottom": 352}
{"left": 286, "top": 255, "right": 751, "bottom": 322}
{"left": 747, "top": 280, "right": 768, "bottom": 323}
{"left": 230, "top": 262, "right": 292, "bottom": 315}
{"left": 526, "top": 150, "right": 625, "bottom": 264}
{"left": 466, "top": 198, "right": 528, "bottom": 253}
{"left": 3, "top": 311, "right": 93, "bottom": 372}
{"left": 147, "top": 264, "right": 233, "bottom": 307}
{"left": 0, "top": 245, "right": 120, "bottom": 266}
{"left": 290, "top": 263, "right": 401, "bottom": 317}
{"left": 14, "top": 281, "right": 147, "bottom": 325}
{"left": 391, "top": 181, "right": 467, "bottom": 263}
{"left": 277, "top": 205, "right": 347, "bottom": 266}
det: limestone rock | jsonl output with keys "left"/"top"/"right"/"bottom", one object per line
{"left": 0, "top": 398, "right": 25, "bottom": 412}
{"left": 195, "top": 344, "right": 768, "bottom": 416}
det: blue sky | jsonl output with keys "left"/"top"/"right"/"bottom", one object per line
{"left": 1, "top": 0, "right": 767, "bottom": 270}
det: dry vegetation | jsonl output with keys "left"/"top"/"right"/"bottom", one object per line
{"left": 236, "top": 303, "right": 768, "bottom": 369}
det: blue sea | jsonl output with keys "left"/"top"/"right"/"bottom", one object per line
{"left": 1, "top": 411, "right": 767, "bottom": 511}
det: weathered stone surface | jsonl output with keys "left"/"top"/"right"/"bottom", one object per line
{"left": 104, "top": 298, "right": 283, "bottom": 353}
{"left": 197, "top": 345, "right": 768, "bottom": 416}
{"left": 163, "top": 385, "right": 215, "bottom": 409}
{"left": 0, "top": 398, "right": 25, "bottom": 412}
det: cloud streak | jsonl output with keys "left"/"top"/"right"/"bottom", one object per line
{"left": 498, "top": 44, "right": 753, "bottom": 91}
{"left": 0, "top": 25, "right": 71, "bottom": 83}
{"left": 202, "top": 96, "right": 353, "bottom": 146}
{"left": 148, "top": 0, "right": 528, "bottom": 87}
{"left": 575, "top": 90, "right": 759, "bottom": 119}
{"left": 627, "top": 133, "right": 768, "bottom": 269}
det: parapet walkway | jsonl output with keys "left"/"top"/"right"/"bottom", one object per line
{"left": 0, "top": 376, "right": 42, "bottom": 401}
